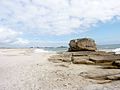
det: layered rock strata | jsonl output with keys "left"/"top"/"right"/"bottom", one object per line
{"left": 49, "top": 38, "right": 120, "bottom": 82}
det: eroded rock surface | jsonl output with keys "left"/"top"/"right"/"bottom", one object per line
{"left": 79, "top": 69, "right": 120, "bottom": 81}
{"left": 49, "top": 38, "right": 120, "bottom": 85}
{"left": 68, "top": 38, "right": 97, "bottom": 51}
{"left": 49, "top": 51, "right": 120, "bottom": 66}
{"left": 48, "top": 51, "right": 120, "bottom": 84}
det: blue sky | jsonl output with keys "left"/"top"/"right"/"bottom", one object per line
{"left": 0, "top": 0, "right": 120, "bottom": 47}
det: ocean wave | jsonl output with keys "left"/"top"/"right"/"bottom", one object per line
{"left": 112, "top": 48, "right": 120, "bottom": 54}
{"left": 33, "top": 48, "right": 120, "bottom": 54}
{"left": 33, "top": 49, "right": 55, "bottom": 53}
{"left": 34, "top": 49, "right": 49, "bottom": 53}
{"left": 98, "top": 49, "right": 113, "bottom": 52}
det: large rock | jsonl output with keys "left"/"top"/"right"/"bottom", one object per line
{"left": 68, "top": 38, "right": 97, "bottom": 51}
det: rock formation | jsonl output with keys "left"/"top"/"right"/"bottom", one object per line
{"left": 49, "top": 38, "right": 120, "bottom": 66}
{"left": 68, "top": 38, "right": 97, "bottom": 51}
{"left": 49, "top": 38, "right": 120, "bottom": 82}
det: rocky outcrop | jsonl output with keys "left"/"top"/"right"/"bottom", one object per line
{"left": 49, "top": 51, "right": 120, "bottom": 66}
{"left": 68, "top": 38, "right": 97, "bottom": 51}
{"left": 48, "top": 38, "right": 120, "bottom": 82}
{"left": 49, "top": 51, "right": 120, "bottom": 83}
{"left": 79, "top": 69, "right": 120, "bottom": 81}
{"left": 49, "top": 37, "right": 120, "bottom": 67}
{"left": 49, "top": 50, "right": 120, "bottom": 83}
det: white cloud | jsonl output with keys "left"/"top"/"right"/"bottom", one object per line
{"left": 0, "top": 28, "right": 21, "bottom": 43}
{"left": 0, "top": 27, "right": 29, "bottom": 46}
{"left": 12, "top": 38, "right": 30, "bottom": 46}
{"left": 0, "top": 0, "right": 120, "bottom": 35}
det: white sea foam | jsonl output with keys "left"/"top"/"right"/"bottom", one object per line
{"left": 33, "top": 48, "right": 120, "bottom": 54}
{"left": 33, "top": 49, "right": 56, "bottom": 54}
{"left": 34, "top": 49, "right": 49, "bottom": 53}
{"left": 98, "top": 48, "right": 120, "bottom": 54}
{"left": 112, "top": 48, "right": 120, "bottom": 54}
{"left": 98, "top": 49, "right": 113, "bottom": 52}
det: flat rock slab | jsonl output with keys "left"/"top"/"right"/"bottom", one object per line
{"left": 79, "top": 69, "right": 120, "bottom": 81}
{"left": 49, "top": 51, "right": 120, "bottom": 68}
{"left": 71, "top": 51, "right": 115, "bottom": 56}
{"left": 48, "top": 53, "right": 72, "bottom": 62}
{"left": 72, "top": 56, "right": 95, "bottom": 64}
{"left": 89, "top": 55, "right": 120, "bottom": 63}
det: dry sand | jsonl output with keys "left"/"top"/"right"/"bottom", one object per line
{"left": 0, "top": 49, "right": 120, "bottom": 90}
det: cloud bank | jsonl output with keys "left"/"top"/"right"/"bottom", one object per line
{"left": 0, "top": 28, "right": 29, "bottom": 46}
{"left": 0, "top": 0, "right": 120, "bottom": 46}
{"left": 1, "top": 0, "right": 120, "bottom": 35}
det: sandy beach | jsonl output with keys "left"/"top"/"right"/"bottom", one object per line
{"left": 0, "top": 0, "right": 120, "bottom": 89}
{"left": 0, "top": 49, "right": 120, "bottom": 90}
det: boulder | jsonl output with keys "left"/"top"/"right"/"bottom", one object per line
{"left": 68, "top": 38, "right": 97, "bottom": 51}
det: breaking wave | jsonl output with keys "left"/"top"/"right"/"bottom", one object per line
{"left": 33, "top": 47, "right": 120, "bottom": 54}
{"left": 33, "top": 49, "right": 55, "bottom": 53}
{"left": 112, "top": 48, "right": 120, "bottom": 54}
{"left": 97, "top": 48, "right": 120, "bottom": 54}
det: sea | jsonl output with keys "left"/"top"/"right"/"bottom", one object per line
{"left": 33, "top": 44, "right": 120, "bottom": 54}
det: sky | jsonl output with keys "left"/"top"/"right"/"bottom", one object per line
{"left": 0, "top": 0, "right": 120, "bottom": 47}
